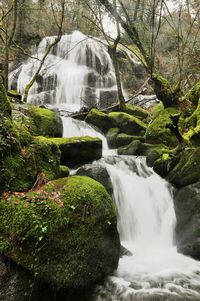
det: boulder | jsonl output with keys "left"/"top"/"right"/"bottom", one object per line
{"left": 174, "top": 181, "right": 200, "bottom": 259}
{"left": 146, "top": 107, "right": 179, "bottom": 147}
{"left": 167, "top": 147, "right": 200, "bottom": 187}
{"left": 85, "top": 108, "right": 113, "bottom": 133}
{"left": 12, "top": 104, "right": 63, "bottom": 138}
{"left": 108, "top": 112, "right": 147, "bottom": 136}
{"left": 76, "top": 164, "right": 113, "bottom": 195}
{"left": 106, "top": 128, "right": 144, "bottom": 149}
{"left": 124, "top": 104, "right": 149, "bottom": 120}
{"left": 49, "top": 136, "right": 102, "bottom": 167}
{"left": 0, "top": 176, "right": 120, "bottom": 291}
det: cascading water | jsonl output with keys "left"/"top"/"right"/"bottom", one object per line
{"left": 9, "top": 31, "right": 117, "bottom": 111}
{"left": 91, "top": 156, "right": 200, "bottom": 301}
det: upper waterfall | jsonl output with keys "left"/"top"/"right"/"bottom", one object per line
{"left": 9, "top": 31, "right": 117, "bottom": 111}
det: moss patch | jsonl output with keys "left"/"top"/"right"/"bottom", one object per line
{"left": 85, "top": 108, "right": 113, "bottom": 133}
{"left": 108, "top": 112, "right": 146, "bottom": 136}
{"left": 167, "top": 147, "right": 200, "bottom": 187}
{"left": 146, "top": 107, "right": 179, "bottom": 146}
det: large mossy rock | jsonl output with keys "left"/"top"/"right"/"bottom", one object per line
{"left": 49, "top": 136, "right": 102, "bottom": 167}
{"left": 167, "top": 147, "right": 200, "bottom": 187}
{"left": 85, "top": 108, "right": 113, "bottom": 133}
{"left": 108, "top": 112, "right": 146, "bottom": 136}
{"left": 13, "top": 105, "right": 63, "bottom": 138}
{"left": 146, "top": 107, "right": 179, "bottom": 146}
{"left": 0, "top": 176, "right": 120, "bottom": 291}
{"left": 174, "top": 181, "right": 200, "bottom": 259}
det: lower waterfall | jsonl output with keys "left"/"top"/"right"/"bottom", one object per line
{"left": 92, "top": 156, "right": 200, "bottom": 301}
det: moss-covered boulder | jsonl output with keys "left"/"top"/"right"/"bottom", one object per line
{"left": 85, "top": 108, "right": 113, "bottom": 133}
{"left": 123, "top": 104, "right": 149, "bottom": 120}
{"left": 12, "top": 105, "right": 63, "bottom": 138}
{"left": 106, "top": 128, "right": 144, "bottom": 149}
{"left": 48, "top": 136, "right": 102, "bottom": 167}
{"left": 174, "top": 181, "right": 200, "bottom": 259}
{"left": 0, "top": 136, "right": 61, "bottom": 193}
{"left": 167, "top": 147, "right": 200, "bottom": 187}
{"left": 118, "top": 140, "right": 169, "bottom": 157}
{"left": 0, "top": 176, "right": 120, "bottom": 291}
{"left": 108, "top": 112, "right": 147, "bottom": 136}
{"left": 146, "top": 107, "right": 179, "bottom": 146}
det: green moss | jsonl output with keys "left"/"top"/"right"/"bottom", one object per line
{"left": 151, "top": 102, "right": 164, "bottom": 119}
{"left": 85, "top": 108, "right": 113, "bottom": 133}
{"left": 29, "top": 107, "right": 63, "bottom": 137}
{"left": 108, "top": 112, "right": 147, "bottom": 135}
{"left": 185, "top": 80, "right": 200, "bottom": 106}
{"left": 146, "top": 107, "right": 179, "bottom": 146}
{"left": 0, "top": 176, "right": 120, "bottom": 290}
{"left": 124, "top": 104, "right": 149, "bottom": 120}
{"left": 167, "top": 147, "right": 200, "bottom": 187}
{"left": 0, "top": 137, "right": 61, "bottom": 193}
{"left": 7, "top": 90, "right": 22, "bottom": 101}
{"left": 59, "top": 165, "right": 70, "bottom": 178}
{"left": 0, "top": 82, "right": 12, "bottom": 117}
{"left": 151, "top": 74, "right": 180, "bottom": 108}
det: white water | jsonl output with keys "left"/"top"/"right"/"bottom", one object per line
{"left": 9, "top": 31, "right": 117, "bottom": 110}
{"left": 93, "top": 156, "right": 200, "bottom": 301}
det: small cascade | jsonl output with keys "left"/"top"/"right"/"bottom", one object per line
{"left": 61, "top": 116, "right": 109, "bottom": 151}
{"left": 9, "top": 31, "right": 117, "bottom": 111}
{"left": 93, "top": 156, "right": 200, "bottom": 301}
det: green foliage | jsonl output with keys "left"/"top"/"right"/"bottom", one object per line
{"left": 124, "top": 104, "right": 149, "bottom": 120}
{"left": 185, "top": 80, "right": 200, "bottom": 106}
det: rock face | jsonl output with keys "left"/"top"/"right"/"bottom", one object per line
{"left": 174, "top": 181, "right": 200, "bottom": 259}
{"left": 49, "top": 136, "right": 102, "bottom": 167}
{"left": 76, "top": 164, "right": 113, "bottom": 195}
{"left": 0, "top": 176, "right": 120, "bottom": 291}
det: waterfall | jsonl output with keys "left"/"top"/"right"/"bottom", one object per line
{"left": 9, "top": 31, "right": 117, "bottom": 111}
{"left": 92, "top": 156, "right": 200, "bottom": 301}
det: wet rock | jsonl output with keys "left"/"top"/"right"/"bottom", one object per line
{"left": 99, "top": 90, "right": 117, "bottom": 109}
{"left": 120, "top": 245, "right": 133, "bottom": 257}
{"left": 174, "top": 181, "right": 200, "bottom": 259}
{"left": 76, "top": 164, "right": 113, "bottom": 195}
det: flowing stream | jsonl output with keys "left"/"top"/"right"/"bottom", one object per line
{"left": 91, "top": 156, "right": 200, "bottom": 301}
